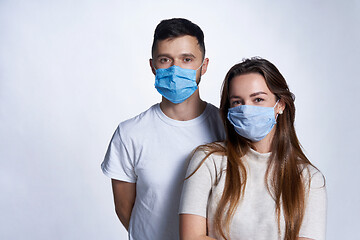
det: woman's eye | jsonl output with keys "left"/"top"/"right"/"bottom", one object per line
{"left": 231, "top": 100, "right": 241, "bottom": 106}
{"left": 254, "top": 98, "right": 264, "bottom": 103}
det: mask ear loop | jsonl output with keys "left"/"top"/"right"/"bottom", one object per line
{"left": 195, "top": 59, "right": 206, "bottom": 86}
{"left": 195, "top": 59, "right": 205, "bottom": 71}
{"left": 151, "top": 59, "right": 158, "bottom": 71}
{"left": 274, "top": 100, "right": 280, "bottom": 120}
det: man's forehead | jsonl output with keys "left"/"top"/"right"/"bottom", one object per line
{"left": 154, "top": 36, "right": 202, "bottom": 56}
{"left": 156, "top": 35, "right": 199, "bottom": 46}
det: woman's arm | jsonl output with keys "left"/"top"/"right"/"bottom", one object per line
{"left": 179, "top": 149, "right": 220, "bottom": 239}
{"left": 299, "top": 168, "right": 327, "bottom": 240}
{"left": 180, "top": 214, "right": 216, "bottom": 240}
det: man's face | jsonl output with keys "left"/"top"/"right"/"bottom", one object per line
{"left": 150, "top": 35, "right": 208, "bottom": 83}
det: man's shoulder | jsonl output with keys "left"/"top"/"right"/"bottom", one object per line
{"left": 122, "top": 103, "right": 158, "bottom": 123}
{"left": 205, "top": 103, "right": 221, "bottom": 117}
{"left": 117, "top": 103, "right": 160, "bottom": 135}
{"left": 205, "top": 102, "right": 219, "bottom": 111}
{"left": 203, "top": 103, "right": 223, "bottom": 124}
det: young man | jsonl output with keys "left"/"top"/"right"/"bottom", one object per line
{"left": 101, "top": 18, "right": 225, "bottom": 240}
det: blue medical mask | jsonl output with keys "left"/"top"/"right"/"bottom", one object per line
{"left": 227, "top": 101, "right": 279, "bottom": 142}
{"left": 154, "top": 63, "right": 203, "bottom": 104}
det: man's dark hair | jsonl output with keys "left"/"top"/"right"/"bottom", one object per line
{"left": 151, "top": 18, "right": 205, "bottom": 59}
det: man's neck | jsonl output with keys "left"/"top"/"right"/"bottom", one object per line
{"left": 159, "top": 91, "right": 207, "bottom": 121}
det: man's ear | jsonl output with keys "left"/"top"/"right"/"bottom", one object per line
{"left": 149, "top": 59, "right": 156, "bottom": 75}
{"left": 200, "top": 58, "right": 209, "bottom": 76}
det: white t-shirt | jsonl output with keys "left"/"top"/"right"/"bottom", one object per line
{"left": 179, "top": 147, "right": 327, "bottom": 240}
{"left": 101, "top": 103, "right": 225, "bottom": 240}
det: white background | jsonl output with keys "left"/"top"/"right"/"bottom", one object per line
{"left": 1, "top": 0, "right": 359, "bottom": 239}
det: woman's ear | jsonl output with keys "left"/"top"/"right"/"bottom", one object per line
{"left": 277, "top": 99, "right": 285, "bottom": 114}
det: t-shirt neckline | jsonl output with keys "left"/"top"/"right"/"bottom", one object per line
{"left": 154, "top": 102, "right": 211, "bottom": 127}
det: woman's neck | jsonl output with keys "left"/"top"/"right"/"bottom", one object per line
{"left": 251, "top": 127, "right": 276, "bottom": 153}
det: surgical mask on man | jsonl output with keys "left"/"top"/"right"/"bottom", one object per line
{"left": 227, "top": 101, "right": 280, "bottom": 142}
{"left": 154, "top": 63, "right": 203, "bottom": 104}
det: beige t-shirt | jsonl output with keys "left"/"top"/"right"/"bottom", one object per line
{"left": 179, "top": 147, "right": 327, "bottom": 240}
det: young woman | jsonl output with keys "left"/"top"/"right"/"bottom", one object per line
{"left": 179, "top": 58, "right": 326, "bottom": 240}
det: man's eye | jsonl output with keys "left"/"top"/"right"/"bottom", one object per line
{"left": 159, "top": 58, "right": 170, "bottom": 63}
{"left": 183, "top": 58, "right": 192, "bottom": 62}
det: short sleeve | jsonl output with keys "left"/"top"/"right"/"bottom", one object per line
{"left": 101, "top": 125, "right": 137, "bottom": 183}
{"left": 179, "top": 150, "right": 216, "bottom": 218}
{"left": 299, "top": 168, "right": 327, "bottom": 240}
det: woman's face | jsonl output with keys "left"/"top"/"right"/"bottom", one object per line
{"left": 229, "top": 73, "right": 278, "bottom": 109}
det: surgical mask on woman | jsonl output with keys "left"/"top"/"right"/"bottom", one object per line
{"left": 227, "top": 101, "right": 279, "bottom": 142}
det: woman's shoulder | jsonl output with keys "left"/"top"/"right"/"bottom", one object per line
{"left": 193, "top": 141, "right": 225, "bottom": 154}
{"left": 300, "top": 164, "right": 326, "bottom": 189}
{"left": 190, "top": 142, "right": 227, "bottom": 170}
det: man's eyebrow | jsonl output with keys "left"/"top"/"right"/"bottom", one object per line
{"left": 250, "top": 91, "right": 267, "bottom": 97}
{"left": 180, "top": 53, "right": 196, "bottom": 58}
{"left": 154, "top": 53, "right": 196, "bottom": 59}
{"left": 155, "top": 54, "right": 172, "bottom": 58}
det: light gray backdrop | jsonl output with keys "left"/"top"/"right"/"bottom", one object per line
{"left": 1, "top": 0, "right": 359, "bottom": 239}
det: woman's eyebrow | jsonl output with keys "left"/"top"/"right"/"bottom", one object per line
{"left": 250, "top": 91, "right": 267, "bottom": 97}
{"left": 229, "top": 95, "right": 242, "bottom": 99}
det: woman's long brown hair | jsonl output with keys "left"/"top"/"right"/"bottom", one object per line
{"left": 193, "top": 57, "right": 316, "bottom": 240}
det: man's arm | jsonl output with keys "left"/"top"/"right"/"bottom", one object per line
{"left": 111, "top": 179, "right": 136, "bottom": 230}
